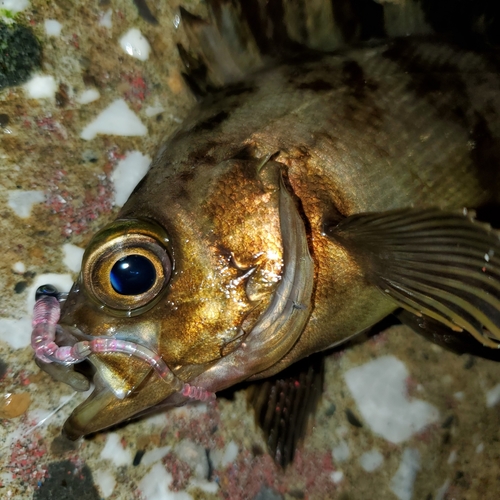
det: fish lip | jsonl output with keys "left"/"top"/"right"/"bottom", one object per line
{"left": 62, "top": 371, "right": 184, "bottom": 439}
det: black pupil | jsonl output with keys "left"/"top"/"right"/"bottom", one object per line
{"left": 110, "top": 255, "right": 156, "bottom": 295}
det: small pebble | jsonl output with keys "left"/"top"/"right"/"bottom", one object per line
{"left": 14, "top": 281, "right": 27, "bottom": 293}
{"left": 0, "top": 113, "right": 9, "bottom": 127}
{"left": 330, "top": 470, "right": 344, "bottom": 484}
{"left": 0, "top": 392, "right": 31, "bottom": 418}
{"left": 12, "top": 261, "right": 26, "bottom": 274}
{"left": 345, "top": 408, "right": 363, "bottom": 428}
{"left": 253, "top": 486, "right": 283, "bottom": 500}
{"left": 332, "top": 440, "right": 350, "bottom": 463}
{"left": 99, "top": 9, "right": 112, "bottom": 29}
{"left": 133, "top": 449, "right": 145, "bottom": 466}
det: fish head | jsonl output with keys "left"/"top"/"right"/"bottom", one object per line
{"left": 58, "top": 155, "right": 312, "bottom": 438}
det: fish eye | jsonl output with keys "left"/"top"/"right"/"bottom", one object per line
{"left": 82, "top": 219, "right": 173, "bottom": 315}
{"left": 110, "top": 254, "right": 157, "bottom": 295}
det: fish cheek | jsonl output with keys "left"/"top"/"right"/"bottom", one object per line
{"left": 160, "top": 174, "right": 283, "bottom": 365}
{"left": 155, "top": 261, "right": 255, "bottom": 366}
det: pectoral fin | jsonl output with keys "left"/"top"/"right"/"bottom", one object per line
{"left": 328, "top": 208, "right": 500, "bottom": 350}
{"left": 396, "top": 310, "right": 500, "bottom": 361}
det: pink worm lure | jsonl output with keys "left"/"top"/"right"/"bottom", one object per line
{"left": 31, "top": 294, "right": 214, "bottom": 402}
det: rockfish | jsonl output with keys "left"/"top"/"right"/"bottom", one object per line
{"left": 31, "top": 0, "right": 500, "bottom": 464}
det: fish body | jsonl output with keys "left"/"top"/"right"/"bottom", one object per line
{"left": 34, "top": 3, "right": 500, "bottom": 443}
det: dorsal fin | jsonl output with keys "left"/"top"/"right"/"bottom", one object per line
{"left": 178, "top": 0, "right": 500, "bottom": 98}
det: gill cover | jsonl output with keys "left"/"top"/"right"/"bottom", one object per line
{"left": 191, "top": 168, "right": 315, "bottom": 391}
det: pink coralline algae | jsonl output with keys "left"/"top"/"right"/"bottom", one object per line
{"left": 8, "top": 432, "right": 48, "bottom": 486}
{"left": 218, "top": 448, "right": 339, "bottom": 500}
{"left": 162, "top": 452, "right": 193, "bottom": 491}
{"left": 166, "top": 402, "right": 224, "bottom": 450}
{"left": 219, "top": 452, "right": 279, "bottom": 500}
{"left": 122, "top": 72, "right": 149, "bottom": 107}
{"left": 35, "top": 115, "right": 68, "bottom": 140}
{"left": 45, "top": 169, "right": 113, "bottom": 237}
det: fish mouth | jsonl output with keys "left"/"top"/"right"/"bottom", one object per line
{"left": 31, "top": 290, "right": 214, "bottom": 438}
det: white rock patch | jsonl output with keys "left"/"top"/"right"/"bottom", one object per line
{"left": 145, "top": 103, "right": 166, "bottom": 117}
{"left": 175, "top": 439, "right": 209, "bottom": 479}
{"left": 210, "top": 440, "right": 239, "bottom": 469}
{"left": 1, "top": 0, "right": 30, "bottom": 13}
{"left": 332, "top": 440, "right": 350, "bottom": 463}
{"left": 93, "top": 469, "right": 116, "bottom": 498}
{"left": 44, "top": 19, "right": 62, "bottom": 37}
{"left": 0, "top": 317, "right": 31, "bottom": 349}
{"left": 139, "top": 462, "right": 193, "bottom": 500}
{"left": 100, "top": 433, "right": 133, "bottom": 467}
{"left": 344, "top": 355, "right": 439, "bottom": 443}
{"left": 119, "top": 28, "right": 151, "bottom": 61}
{"left": 80, "top": 99, "right": 147, "bottom": 140}
{"left": 142, "top": 446, "right": 172, "bottom": 467}
{"left": 330, "top": 470, "right": 344, "bottom": 484}
{"left": 486, "top": 383, "right": 500, "bottom": 407}
{"left": 111, "top": 150, "right": 151, "bottom": 206}
{"left": 12, "top": 261, "right": 26, "bottom": 274}
{"left": 188, "top": 478, "right": 218, "bottom": 493}
{"left": 24, "top": 75, "right": 57, "bottom": 100}
{"left": 8, "top": 190, "right": 45, "bottom": 218}
{"left": 99, "top": 9, "right": 112, "bottom": 29}
{"left": 77, "top": 88, "right": 100, "bottom": 104}
{"left": 390, "top": 448, "right": 421, "bottom": 500}
{"left": 62, "top": 243, "right": 84, "bottom": 273}
{"left": 359, "top": 449, "right": 384, "bottom": 472}
{"left": 435, "top": 479, "right": 451, "bottom": 500}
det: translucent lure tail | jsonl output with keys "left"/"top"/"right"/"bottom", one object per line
{"left": 31, "top": 292, "right": 214, "bottom": 402}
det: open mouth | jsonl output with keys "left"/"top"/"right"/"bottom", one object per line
{"left": 31, "top": 285, "right": 214, "bottom": 402}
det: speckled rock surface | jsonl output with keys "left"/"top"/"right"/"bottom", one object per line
{"left": 1, "top": 2, "right": 500, "bottom": 499}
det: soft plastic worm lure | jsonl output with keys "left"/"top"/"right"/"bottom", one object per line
{"left": 31, "top": 287, "right": 214, "bottom": 402}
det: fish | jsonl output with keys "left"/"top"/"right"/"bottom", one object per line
{"left": 31, "top": 0, "right": 500, "bottom": 465}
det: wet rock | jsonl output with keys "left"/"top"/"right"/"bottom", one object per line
{"left": 33, "top": 460, "right": 100, "bottom": 500}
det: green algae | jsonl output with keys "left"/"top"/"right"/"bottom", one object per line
{"left": 0, "top": 20, "right": 41, "bottom": 89}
